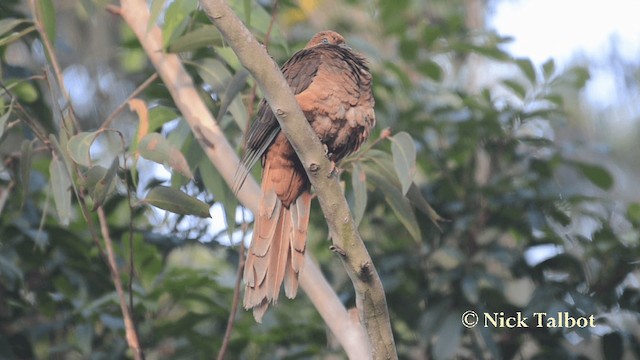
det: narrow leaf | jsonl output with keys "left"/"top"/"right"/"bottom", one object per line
{"left": 200, "top": 159, "right": 237, "bottom": 236}
{"left": 502, "top": 79, "right": 527, "bottom": 99}
{"left": 139, "top": 133, "right": 193, "bottom": 179}
{"left": 433, "top": 312, "right": 463, "bottom": 360}
{"left": 37, "top": 0, "right": 56, "bottom": 43}
{"left": 50, "top": 155, "right": 72, "bottom": 226}
{"left": 366, "top": 167, "right": 421, "bottom": 243}
{"left": 573, "top": 161, "right": 614, "bottom": 190}
{"left": 516, "top": 58, "right": 536, "bottom": 84}
{"left": 217, "top": 70, "right": 249, "bottom": 131}
{"left": 143, "top": 186, "right": 211, "bottom": 218}
{"left": 390, "top": 131, "right": 416, "bottom": 196}
{"left": 147, "top": 0, "right": 168, "bottom": 32}
{"left": 0, "top": 18, "right": 29, "bottom": 37}
{"left": 351, "top": 163, "right": 367, "bottom": 227}
{"left": 91, "top": 157, "right": 119, "bottom": 210}
{"left": 602, "top": 332, "right": 623, "bottom": 360}
{"left": 419, "top": 59, "right": 443, "bottom": 82}
{"left": 0, "top": 101, "right": 12, "bottom": 140}
{"left": 542, "top": 58, "right": 555, "bottom": 79}
{"left": 406, "top": 183, "right": 445, "bottom": 231}
{"left": 67, "top": 131, "right": 100, "bottom": 167}
{"left": 168, "top": 24, "right": 224, "bottom": 52}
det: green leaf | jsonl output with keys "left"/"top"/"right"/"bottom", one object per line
{"left": 390, "top": 131, "right": 416, "bottom": 196}
{"left": 516, "top": 58, "right": 536, "bottom": 84}
{"left": 168, "top": 25, "right": 224, "bottom": 52}
{"left": 542, "top": 58, "right": 555, "bottom": 79}
{"left": 12, "top": 81, "right": 38, "bottom": 103}
{"left": 433, "top": 311, "right": 463, "bottom": 360}
{"left": 0, "top": 101, "right": 12, "bottom": 140}
{"left": 462, "top": 274, "right": 479, "bottom": 303}
{"left": 67, "top": 131, "right": 100, "bottom": 167}
{"left": 90, "top": 157, "right": 119, "bottom": 210}
{"left": 351, "top": 163, "right": 367, "bottom": 227}
{"left": 431, "top": 246, "right": 465, "bottom": 270}
{"left": 0, "top": 25, "right": 36, "bottom": 47}
{"left": 217, "top": 70, "right": 249, "bottom": 131}
{"left": 50, "top": 154, "right": 72, "bottom": 226}
{"left": 37, "top": 0, "right": 56, "bottom": 43}
{"left": 502, "top": 79, "right": 527, "bottom": 99}
{"left": 199, "top": 158, "right": 237, "bottom": 236}
{"left": 627, "top": 203, "right": 640, "bottom": 225}
{"left": 399, "top": 37, "right": 418, "bottom": 60}
{"left": 143, "top": 186, "right": 211, "bottom": 218}
{"left": 0, "top": 18, "right": 30, "bottom": 37}
{"left": 573, "top": 161, "right": 614, "bottom": 190}
{"left": 139, "top": 133, "right": 193, "bottom": 179}
{"left": 602, "top": 331, "right": 623, "bottom": 360}
{"left": 162, "top": 0, "right": 197, "bottom": 48}
{"left": 148, "top": 0, "right": 168, "bottom": 32}
{"left": 131, "top": 105, "right": 178, "bottom": 154}
{"left": 406, "top": 183, "right": 445, "bottom": 231}
{"left": 418, "top": 59, "right": 443, "bottom": 82}
{"left": 366, "top": 166, "right": 421, "bottom": 243}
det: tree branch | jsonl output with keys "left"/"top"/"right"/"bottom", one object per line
{"left": 97, "top": 207, "right": 145, "bottom": 360}
{"left": 117, "top": 0, "right": 370, "bottom": 358}
{"left": 198, "top": 1, "right": 397, "bottom": 358}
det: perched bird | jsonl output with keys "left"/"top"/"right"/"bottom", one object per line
{"left": 236, "top": 30, "right": 375, "bottom": 322}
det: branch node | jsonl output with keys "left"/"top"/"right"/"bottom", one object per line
{"left": 359, "top": 261, "right": 373, "bottom": 281}
{"left": 275, "top": 108, "right": 286, "bottom": 117}
{"left": 329, "top": 244, "right": 347, "bottom": 257}
{"left": 309, "top": 163, "right": 320, "bottom": 174}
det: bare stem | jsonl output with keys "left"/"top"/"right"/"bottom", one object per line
{"left": 217, "top": 239, "right": 245, "bottom": 360}
{"left": 97, "top": 207, "right": 145, "bottom": 360}
{"left": 101, "top": 73, "right": 159, "bottom": 129}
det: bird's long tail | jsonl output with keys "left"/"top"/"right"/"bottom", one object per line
{"left": 243, "top": 187, "right": 311, "bottom": 322}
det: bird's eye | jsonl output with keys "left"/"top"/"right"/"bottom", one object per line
{"left": 321, "top": 38, "right": 329, "bottom": 44}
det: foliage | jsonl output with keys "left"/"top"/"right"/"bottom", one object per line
{"left": 0, "top": 0, "right": 638, "bottom": 359}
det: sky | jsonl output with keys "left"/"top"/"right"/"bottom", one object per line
{"left": 488, "top": 0, "right": 640, "bottom": 117}
{"left": 489, "top": 0, "right": 640, "bottom": 65}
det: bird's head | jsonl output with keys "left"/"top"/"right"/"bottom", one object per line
{"left": 305, "top": 30, "right": 347, "bottom": 49}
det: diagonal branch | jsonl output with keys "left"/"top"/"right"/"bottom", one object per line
{"left": 116, "top": 0, "right": 370, "bottom": 358}
{"left": 198, "top": 1, "right": 397, "bottom": 358}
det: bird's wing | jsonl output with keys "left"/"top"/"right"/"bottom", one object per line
{"left": 294, "top": 45, "right": 375, "bottom": 162}
{"left": 234, "top": 48, "right": 323, "bottom": 191}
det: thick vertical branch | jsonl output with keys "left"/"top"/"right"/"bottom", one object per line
{"left": 116, "top": 0, "right": 370, "bottom": 358}
{"left": 198, "top": 1, "right": 397, "bottom": 358}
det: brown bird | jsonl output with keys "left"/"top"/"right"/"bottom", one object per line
{"left": 236, "top": 30, "right": 375, "bottom": 322}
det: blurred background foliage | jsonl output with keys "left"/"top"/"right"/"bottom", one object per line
{"left": 1, "top": 0, "right": 639, "bottom": 359}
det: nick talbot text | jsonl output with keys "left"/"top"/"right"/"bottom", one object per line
{"left": 484, "top": 312, "right": 596, "bottom": 329}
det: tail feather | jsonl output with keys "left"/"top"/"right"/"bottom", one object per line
{"left": 243, "top": 189, "right": 311, "bottom": 322}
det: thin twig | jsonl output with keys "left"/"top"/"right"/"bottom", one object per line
{"left": 97, "top": 207, "right": 145, "bottom": 360}
{"left": 216, "top": 235, "right": 246, "bottom": 360}
{"left": 126, "top": 156, "right": 137, "bottom": 312}
{"left": 29, "top": 0, "right": 80, "bottom": 131}
{"left": 101, "top": 73, "right": 159, "bottom": 129}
